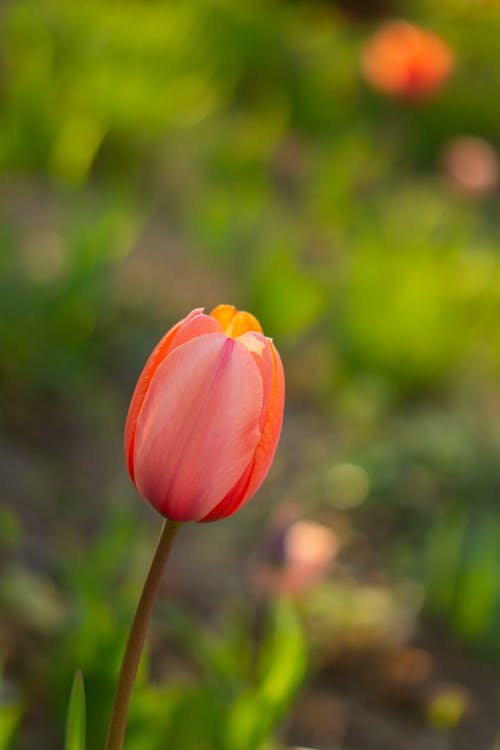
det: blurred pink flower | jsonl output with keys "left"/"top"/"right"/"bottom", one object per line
{"left": 441, "top": 136, "right": 499, "bottom": 196}
{"left": 253, "top": 512, "right": 338, "bottom": 596}
{"left": 283, "top": 520, "right": 339, "bottom": 593}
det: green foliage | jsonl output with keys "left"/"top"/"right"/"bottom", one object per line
{"left": 52, "top": 512, "right": 148, "bottom": 750}
{"left": 0, "top": 0, "right": 233, "bottom": 181}
{"left": 0, "top": 196, "right": 138, "bottom": 398}
{"left": 0, "top": 673, "right": 22, "bottom": 750}
{"left": 224, "top": 598, "right": 307, "bottom": 750}
{"left": 357, "top": 406, "right": 500, "bottom": 654}
{"left": 65, "top": 671, "right": 86, "bottom": 750}
{"left": 118, "top": 597, "right": 306, "bottom": 750}
{"left": 251, "top": 247, "right": 328, "bottom": 342}
{"left": 0, "top": 705, "right": 22, "bottom": 750}
{"left": 424, "top": 511, "right": 500, "bottom": 655}
{"left": 3, "top": 0, "right": 500, "bottom": 397}
{"left": 12, "top": 514, "right": 306, "bottom": 750}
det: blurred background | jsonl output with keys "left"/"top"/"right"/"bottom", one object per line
{"left": 1, "top": 0, "right": 500, "bottom": 748}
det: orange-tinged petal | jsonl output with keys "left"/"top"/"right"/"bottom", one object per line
{"left": 227, "top": 311, "right": 263, "bottom": 337}
{"left": 133, "top": 333, "right": 263, "bottom": 521}
{"left": 202, "top": 339, "right": 284, "bottom": 521}
{"left": 210, "top": 304, "right": 263, "bottom": 337}
{"left": 201, "top": 457, "right": 256, "bottom": 522}
{"left": 210, "top": 304, "right": 237, "bottom": 331}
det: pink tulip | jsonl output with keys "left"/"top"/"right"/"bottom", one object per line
{"left": 124, "top": 305, "right": 285, "bottom": 522}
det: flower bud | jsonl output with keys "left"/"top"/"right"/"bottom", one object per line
{"left": 124, "top": 305, "right": 284, "bottom": 522}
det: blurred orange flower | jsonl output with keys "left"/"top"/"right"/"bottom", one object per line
{"left": 361, "top": 21, "right": 454, "bottom": 100}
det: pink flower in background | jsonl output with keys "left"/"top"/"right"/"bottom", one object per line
{"left": 254, "top": 506, "right": 338, "bottom": 596}
{"left": 361, "top": 21, "right": 454, "bottom": 101}
{"left": 124, "top": 305, "right": 284, "bottom": 522}
{"left": 283, "top": 520, "right": 338, "bottom": 593}
{"left": 441, "top": 136, "right": 499, "bottom": 196}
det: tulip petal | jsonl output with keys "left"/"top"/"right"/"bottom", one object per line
{"left": 236, "top": 332, "right": 274, "bottom": 430}
{"left": 124, "top": 309, "right": 220, "bottom": 479}
{"left": 133, "top": 333, "right": 263, "bottom": 521}
{"left": 170, "top": 311, "right": 222, "bottom": 349}
{"left": 209, "top": 304, "right": 237, "bottom": 331}
{"left": 202, "top": 339, "right": 284, "bottom": 521}
{"left": 124, "top": 319, "right": 184, "bottom": 479}
{"left": 210, "top": 304, "right": 263, "bottom": 336}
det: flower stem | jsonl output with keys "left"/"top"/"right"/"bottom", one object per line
{"left": 105, "top": 519, "right": 181, "bottom": 750}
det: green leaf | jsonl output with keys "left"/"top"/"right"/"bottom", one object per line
{"left": 258, "top": 597, "right": 307, "bottom": 708}
{"left": 225, "top": 598, "right": 307, "bottom": 750}
{"left": 65, "top": 670, "right": 86, "bottom": 750}
{"left": 0, "top": 704, "right": 22, "bottom": 750}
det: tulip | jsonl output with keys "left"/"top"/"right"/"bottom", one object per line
{"left": 361, "top": 21, "right": 454, "bottom": 101}
{"left": 106, "top": 305, "right": 284, "bottom": 750}
{"left": 124, "top": 305, "right": 285, "bottom": 522}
